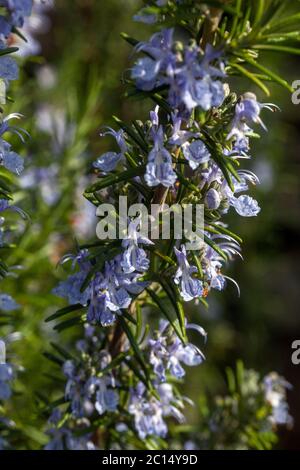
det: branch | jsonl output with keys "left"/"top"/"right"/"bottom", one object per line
{"left": 200, "top": 0, "right": 229, "bottom": 48}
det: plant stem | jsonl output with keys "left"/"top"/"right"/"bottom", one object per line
{"left": 200, "top": 0, "right": 229, "bottom": 48}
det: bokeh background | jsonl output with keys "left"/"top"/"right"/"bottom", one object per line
{"left": 2, "top": 0, "right": 300, "bottom": 449}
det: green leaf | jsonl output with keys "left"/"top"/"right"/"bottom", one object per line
{"left": 204, "top": 234, "right": 228, "bottom": 261}
{"left": 50, "top": 342, "right": 73, "bottom": 360}
{"left": 236, "top": 359, "right": 245, "bottom": 394}
{"left": 0, "top": 47, "right": 19, "bottom": 56}
{"left": 145, "top": 245, "right": 177, "bottom": 266}
{"left": 241, "top": 55, "right": 293, "bottom": 92}
{"left": 124, "top": 357, "right": 150, "bottom": 389}
{"left": 228, "top": 0, "right": 242, "bottom": 41}
{"left": 159, "top": 278, "right": 187, "bottom": 341}
{"left": 230, "top": 62, "right": 270, "bottom": 96}
{"left": 43, "top": 352, "right": 64, "bottom": 366}
{"left": 150, "top": 93, "right": 172, "bottom": 114}
{"left": 253, "top": 44, "right": 300, "bottom": 55}
{"left": 118, "top": 316, "right": 148, "bottom": 378}
{"left": 146, "top": 287, "right": 185, "bottom": 343}
{"left": 209, "top": 223, "right": 243, "bottom": 244}
{"left": 120, "top": 32, "right": 139, "bottom": 47}
{"left": 113, "top": 115, "right": 148, "bottom": 152}
{"left": 135, "top": 302, "right": 143, "bottom": 342}
{"left": 200, "top": 0, "right": 239, "bottom": 15}
{"left": 191, "top": 251, "right": 203, "bottom": 279}
{"left": 84, "top": 165, "right": 145, "bottom": 194}
{"left": 175, "top": 170, "right": 201, "bottom": 193}
{"left": 265, "top": 13, "right": 300, "bottom": 33}
{"left": 80, "top": 265, "right": 99, "bottom": 292}
{"left": 122, "top": 310, "right": 137, "bottom": 325}
{"left": 45, "top": 304, "right": 83, "bottom": 323}
{"left": 202, "top": 133, "right": 239, "bottom": 190}
{"left": 53, "top": 315, "right": 83, "bottom": 332}
{"left": 252, "top": 0, "right": 265, "bottom": 28}
{"left": 98, "top": 353, "right": 127, "bottom": 377}
{"left": 226, "top": 366, "right": 236, "bottom": 394}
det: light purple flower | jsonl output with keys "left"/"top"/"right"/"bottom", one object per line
{"left": 0, "top": 114, "right": 28, "bottom": 175}
{"left": 231, "top": 194, "right": 261, "bottom": 217}
{"left": 129, "top": 381, "right": 187, "bottom": 439}
{"left": 0, "top": 56, "right": 18, "bottom": 81}
{"left": 0, "top": 340, "right": 13, "bottom": 401}
{"left": 149, "top": 321, "right": 204, "bottom": 381}
{"left": 93, "top": 128, "right": 127, "bottom": 172}
{"left": 169, "top": 112, "right": 197, "bottom": 146}
{"left": 121, "top": 217, "right": 153, "bottom": 274}
{"left": 145, "top": 125, "right": 176, "bottom": 187}
{"left": 228, "top": 93, "right": 279, "bottom": 150}
{"left": 174, "top": 245, "right": 203, "bottom": 301}
{"left": 0, "top": 294, "right": 20, "bottom": 311}
{"left": 53, "top": 271, "right": 91, "bottom": 306}
{"left": 182, "top": 139, "right": 211, "bottom": 170}
{"left": 87, "top": 376, "right": 119, "bottom": 415}
{"left": 264, "top": 373, "right": 293, "bottom": 427}
{"left": 131, "top": 57, "right": 161, "bottom": 90}
{"left": 2, "top": 1, "right": 33, "bottom": 29}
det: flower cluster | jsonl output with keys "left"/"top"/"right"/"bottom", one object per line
{"left": 0, "top": 337, "right": 20, "bottom": 446}
{"left": 132, "top": 29, "right": 225, "bottom": 117}
{"left": 263, "top": 373, "right": 293, "bottom": 427}
{"left": 0, "top": 1, "right": 31, "bottom": 241}
{"left": 52, "top": 14, "right": 275, "bottom": 446}
{"left": 180, "top": 365, "right": 293, "bottom": 450}
{"left": 49, "top": 0, "right": 293, "bottom": 449}
{"left": 0, "top": 1, "right": 33, "bottom": 96}
{"left": 149, "top": 320, "right": 205, "bottom": 381}
{"left": 45, "top": 408, "right": 96, "bottom": 451}
{"left": 45, "top": 319, "right": 206, "bottom": 444}
{"left": 0, "top": 1, "right": 34, "bottom": 449}
{"left": 63, "top": 326, "right": 119, "bottom": 418}
{"left": 126, "top": 321, "right": 206, "bottom": 439}
{"left": 45, "top": 325, "right": 119, "bottom": 450}
{"left": 0, "top": 1, "right": 32, "bottom": 35}
{"left": 9, "top": 0, "right": 53, "bottom": 57}
{"left": 54, "top": 220, "right": 150, "bottom": 327}
{"left": 128, "top": 381, "right": 185, "bottom": 440}
{"left": 0, "top": 113, "right": 28, "bottom": 175}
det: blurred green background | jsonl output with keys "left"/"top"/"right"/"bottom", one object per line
{"left": 2, "top": 0, "right": 300, "bottom": 449}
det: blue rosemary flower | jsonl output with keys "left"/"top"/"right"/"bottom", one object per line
{"left": 63, "top": 352, "right": 119, "bottom": 419}
{"left": 228, "top": 93, "right": 279, "bottom": 152}
{"left": 231, "top": 194, "right": 261, "bottom": 217}
{"left": 182, "top": 139, "right": 211, "bottom": 170}
{"left": 264, "top": 373, "right": 293, "bottom": 427}
{"left": 149, "top": 321, "right": 205, "bottom": 381}
{"left": 93, "top": 127, "right": 127, "bottom": 172}
{"left": 145, "top": 118, "right": 177, "bottom": 187}
{"left": 0, "top": 294, "right": 20, "bottom": 311}
{"left": 0, "top": 53, "right": 18, "bottom": 82}
{"left": 0, "top": 1, "right": 33, "bottom": 34}
{"left": 132, "top": 31, "right": 225, "bottom": 115}
{"left": 128, "top": 381, "right": 185, "bottom": 440}
{"left": 45, "top": 409, "right": 95, "bottom": 450}
{"left": 0, "top": 113, "right": 28, "bottom": 175}
{"left": 174, "top": 245, "right": 203, "bottom": 301}
{"left": 0, "top": 339, "right": 13, "bottom": 401}
{"left": 121, "top": 217, "right": 153, "bottom": 274}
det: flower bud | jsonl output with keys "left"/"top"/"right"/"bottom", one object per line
{"left": 205, "top": 188, "right": 221, "bottom": 210}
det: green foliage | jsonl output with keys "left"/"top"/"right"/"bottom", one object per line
{"left": 172, "top": 362, "right": 280, "bottom": 450}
